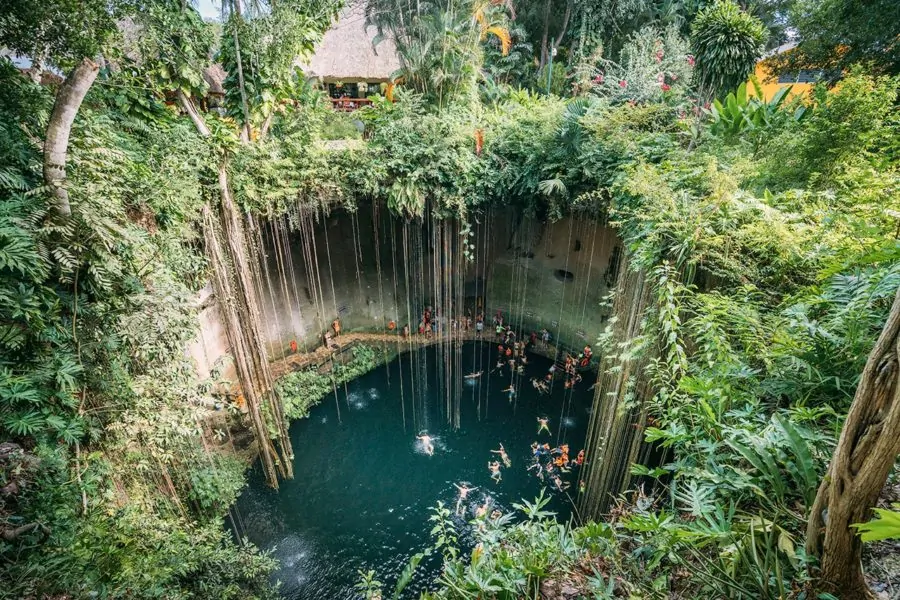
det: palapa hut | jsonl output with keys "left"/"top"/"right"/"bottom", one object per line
{"left": 301, "top": 2, "right": 401, "bottom": 110}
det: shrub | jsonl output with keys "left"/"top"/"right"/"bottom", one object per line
{"left": 691, "top": 0, "right": 767, "bottom": 101}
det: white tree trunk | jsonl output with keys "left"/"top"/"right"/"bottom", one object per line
{"left": 44, "top": 58, "right": 99, "bottom": 217}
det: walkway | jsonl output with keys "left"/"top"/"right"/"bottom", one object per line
{"left": 268, "top": 330, "right": 570, "bottom": 379}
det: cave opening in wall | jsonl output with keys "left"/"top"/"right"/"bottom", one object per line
{"left": 554, "top": 268, "right": 575, "bottom": 282}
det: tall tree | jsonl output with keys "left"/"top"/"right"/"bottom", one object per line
{"left": 806, "top": 286, "right": 900, "bottom": 599}
{"left": 0, "top": 0, "right": 121, "bottom": 216}
{"left": 777, "top": 0, "right": 900, "bottom": 78}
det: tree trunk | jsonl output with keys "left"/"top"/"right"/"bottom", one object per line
{"left": 230, "top": 0, "right": 253, "bottom": 143}
{"left": 1, "top": 522, "right": 50, "bottom": 542}
{"left": 806, "top": 286, "right": 900, "bottom": 600}
{"left": 552, "top": 0, "right": 572, "bottom": 51}
{"left": 44, "top": 57, "right": 99, "bottom": 217}
{"left": 538, "top": 0, "right": 552, "bottom": 71}
{"left": 177, "top": 89, "right": 211, "bottom": 136}
{"left": 259, "top": 109, "right": 274, "bottom": 141}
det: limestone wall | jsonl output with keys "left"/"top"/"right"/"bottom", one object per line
{"left": 186, "top": 203, "right": 623, "bottom": 380}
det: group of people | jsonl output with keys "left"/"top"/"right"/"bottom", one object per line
{"left": 401, "top": 306, "right": 489, "bottom": 340}
{"left": 528, "top": 441, "right": 586, "bottom": 492}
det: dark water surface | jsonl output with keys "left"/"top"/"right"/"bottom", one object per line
{"left": 232, "top": 342, "right": 592, "bottom": 599}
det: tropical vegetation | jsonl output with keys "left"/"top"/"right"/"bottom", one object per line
{"left": 0, "top": 0, "right": 898, "bottom": 599}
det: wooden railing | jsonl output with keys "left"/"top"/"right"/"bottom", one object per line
{"left": 329, "top": 97, "right": 373, "bottom": 111}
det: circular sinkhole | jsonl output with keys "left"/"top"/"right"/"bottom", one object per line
{"left": 554, "top": 269, "right": 575, "bottom": 283}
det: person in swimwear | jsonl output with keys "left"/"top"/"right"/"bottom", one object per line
{"left": 491, "top": 443, "right": 511, "bottom": 467}
{"left": 488, "top": 461, "right": 502, "bottom": 484}
{"left": 417, "top": 433, "right": 435, "bottom": 456}
{"left": 289, "top": 339, "right": 298, "bottom": 353}
{"left": 503, "top": 384, "right": 516, "bottom": 401}
{"left": 464, "top": 370, "right": 483, "bottom": 379}
{"left": 537, "top": 417, "right": 551, "bottom": 435}
{"left": 402, "top": 324, "right": 410, "bottom": 339}
{"left": 332, "top": 318, "right": 341, "bottom": 337}
{"left": 454, "top": 483, "right": 477, "bottom": 516}
{"left": 576, "top": 449, "right": 585, "bottom": 466}
{"left": 475, "top": 498, "right": 491, "bottom": 525}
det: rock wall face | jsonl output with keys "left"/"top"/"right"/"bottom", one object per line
{"left": 187, "top": 203, "right": 623, "bottom": 379}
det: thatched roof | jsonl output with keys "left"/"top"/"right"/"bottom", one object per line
{"left": 301, "top": 2, "right": 401, "bottom": 82}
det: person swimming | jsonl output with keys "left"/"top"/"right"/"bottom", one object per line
{"left": 417, "top": 433, "right": 435, "bottom": 456}
{"left": 454, "top": 483, "right": 477, "bottom": 516}
{"left": 464, "top": 371, "right": 483, "bottom": 379}
{"left": 576, "top": 449, "right": 585, "bottom": 466}
{"left": 475, "top": 497, "right": 491, "bottom": 519}
{"left": 488, "top": 461, "right": 502, "bottom": 484}
{"left": 491, "top": 443, "right": 511, "bottom": 467}
{"left": 503, "top": 384, "right": 516, "bottom": 401}
{"left": 537, "top": 417, "right": 551, "bottom": 435}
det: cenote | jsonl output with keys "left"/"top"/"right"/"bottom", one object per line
{"left": 232, "top": 342, "right": 593, "bottom": 599}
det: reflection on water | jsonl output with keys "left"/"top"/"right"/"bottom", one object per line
{"left": 230, "top": 342, "right": 593, "bottom": 599}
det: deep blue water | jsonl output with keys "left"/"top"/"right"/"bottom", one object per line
{"left": 231, "top": 342, "right": 593, "bottom": 599}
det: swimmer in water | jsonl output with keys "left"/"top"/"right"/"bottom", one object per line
{"left": 454, "top": 483, "right": 477, "bottom": 516}
{"left": 491, "top": 443, "right": 512, "bottom": 467}
{"left": 502, "top": 384, "right": 516, "bottom": 401}
{"left": 475, "top": 497, "right": 490, "bottom": 519}
{"left": 488, "top": 461, "right": 502, "bottom": 483}
{"left": 417, "top": 433, "right": 434, "bottom": 456}
{"left": 464, "top": 370, "right": 483, "bottom": 379}
{"left": 537, "top": 417, "right": 551, "bottom": 435}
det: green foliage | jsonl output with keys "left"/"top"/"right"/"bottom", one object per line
{"left": 763, "top": 69, "right": 899, "bottom": 186}
{"left": 133, "top": 1, "right": 215, "bottom": 97}
{"left": 277, "top": 345, "right": 382, "bottom": 419}
{"left": 708, "top": 78, "right": 807, "bottom": 146}
{"left": 220, "top": 1, "right": 341, "bottom": 131}
{"left": 778, "top": 0, "right": 900, "bottom": 77}
{"left": 0, "top": 0, "right": 123, "bottom": 69}
{"left": 0, "top": 58, "right": 275, "bottom": 599}
{"left": 589, "top": 24, "right": 694, "bottom": 105}
{"left": 691, "top": 0, "right": 767, "bottom": 100}
{"left": 854, "top": 505, "right": 900, "bottom": 542}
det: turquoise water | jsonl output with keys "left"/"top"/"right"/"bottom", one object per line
{"left": 231, "top": 342, "right": 593, "bottom": 599}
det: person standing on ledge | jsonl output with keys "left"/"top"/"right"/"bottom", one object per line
{"left": 332, "top": 317, "right": 341, "bottom": 337}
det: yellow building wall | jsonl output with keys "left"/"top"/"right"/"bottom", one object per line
{"left": 747, "top": 61, "right": 815, "bottom": 101}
